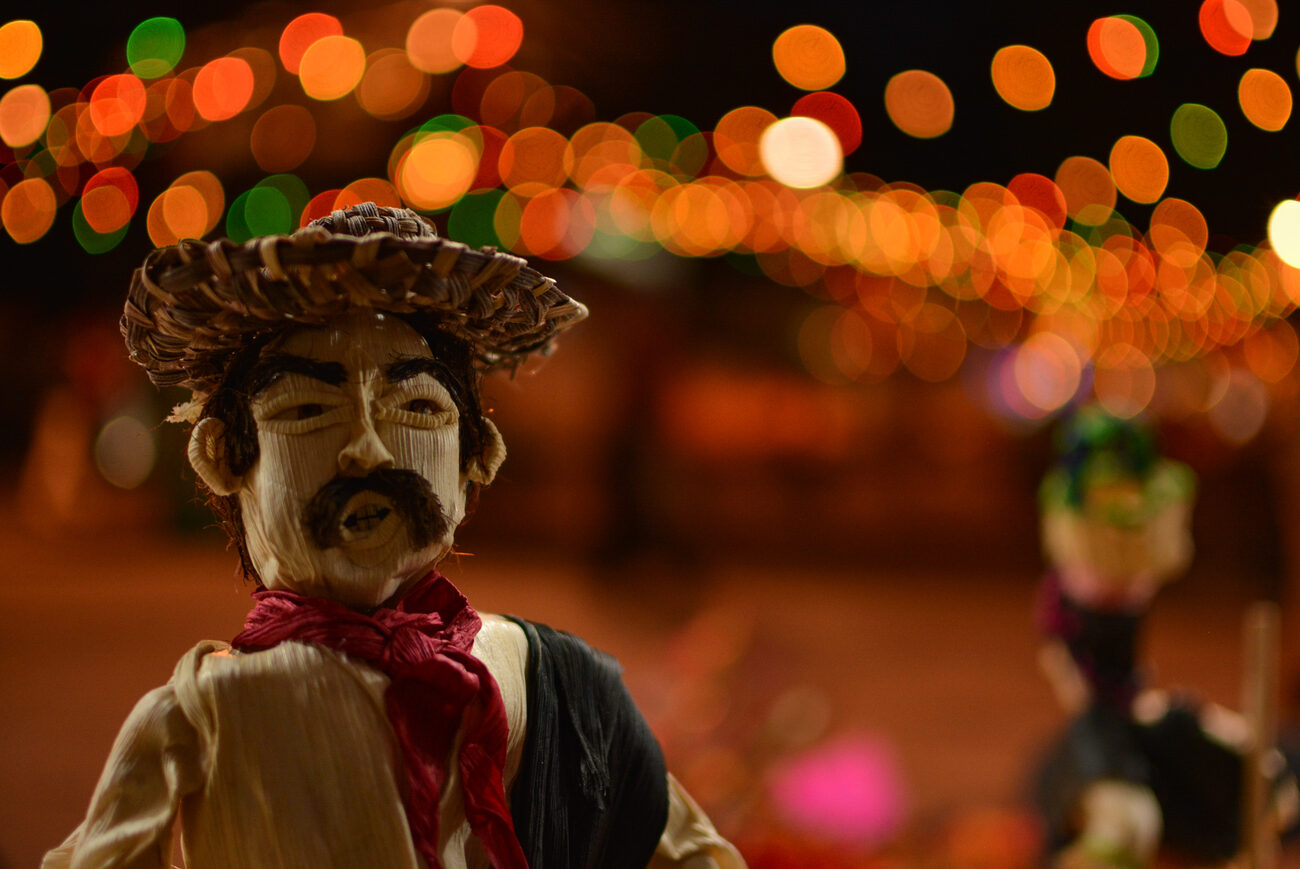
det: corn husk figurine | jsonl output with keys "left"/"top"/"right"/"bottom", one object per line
{"left": 1034, "top": 406, "right": 1295, "bottom": 868}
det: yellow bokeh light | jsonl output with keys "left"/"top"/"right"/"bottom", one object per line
{"left": 759, "top": 116, "right": 842, "bottom": 189}
{"left": 772, "top": 25, "right": 845, "bottom": 91}
{"left": 990, "top": 45, "right": 1055, "bottom": 111}
{"left": 0, "top": 20, "right": 41, "bottom": 79}
{"left": 299, "top": 35, "right": 366, "bottom": 101}
{"left": 1238, "top": 68, "right": 1291, "bottom": 132}
{"left": 884, "top": 70, "right": 954, "bottom": 139}
{"left": 398, "top": 133, "right": 478, "bottom": 210}
{"left": 1267, "top": 199, "right": 1300, "bottom": 268}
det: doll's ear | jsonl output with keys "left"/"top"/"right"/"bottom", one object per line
{"left": 188, "top": 417, "right": 244, "bottom": 496}
{"left": 466, "top": 417, "right": 506, "bottom": 486}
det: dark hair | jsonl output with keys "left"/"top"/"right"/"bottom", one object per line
{"left": 198, "top": 314, "right": 487, "bottom": 580}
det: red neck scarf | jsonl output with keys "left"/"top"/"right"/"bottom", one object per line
{"left": 231, "top": 572, "right": 527, "bottom": 869}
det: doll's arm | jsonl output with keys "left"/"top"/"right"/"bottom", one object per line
{"left": 649, "top": 774, "right": 747, "bottom": 869}
{"left": 41, "top": 684, "right": 202, "bottom": 869}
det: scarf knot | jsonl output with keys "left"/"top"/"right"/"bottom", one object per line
{"left": 231, "top": 572, "right": 527, "bottom": 869}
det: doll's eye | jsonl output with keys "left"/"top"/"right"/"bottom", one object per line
{"left": 273, "top": 403, "right": 325, "bottom": 421}
{"left": 405, "top": 398, "right": 438, "bottom": 415}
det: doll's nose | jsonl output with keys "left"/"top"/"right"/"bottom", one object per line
{"left": 338, "top": 412, "right": 395, "bottom": 475}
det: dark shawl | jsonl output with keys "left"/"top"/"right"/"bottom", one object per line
{"left": 505, "top": 617, "right": 669, "bottom": 869}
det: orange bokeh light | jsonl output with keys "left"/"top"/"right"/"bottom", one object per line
{"left": 990, "top": 45, "right": 1055, "bottom": 111}
{"left": 499, "top": 126, "right": 568, "bottom": 195}
{"left": 715, "top": 106, "right": 776, "bottom": 177}
{"left": 357, "top": 49, "right": 429, "bottom": 121}
{"left": 299, "top": 35, "right": 365, "bottom": 101}
{"left": 406, "top": 9, "right": 463, "bottom": 74}
{"left": 335, "top": 177, "right": 402, "bottom": 210}
{"left": 884, "top": 70, "right": 954, "bottom": 139}
{"left": 772, "top": 25, "right": 845, "bottom": 91}
{"left": 1109, "top": 135, "right": 1169, "bottom": 204}
{"left": 0, "top": 20, "right": 42, "bottom": 79}
{"left": 1238, "top": 68, "right": 1291, "bottom": 131}
{"left": 1087, "top": 17, "right": 1146, "bottom": 80}
{"left": 278, "top": 12, "right": 343, "bottom": 75}
{"left": 3, "top": 176, "right": 56, "bottom": 243}
{"left": 193, "top": 56, "right": 254, "bottom": 121}
{"left": 1199, "top": 0, "right": 1252, "bottom": 57}
{"left": 89, "top": 74, "right": 146, "bottom": 137}
{"left": 453, "top": 5, "right": 524, "bottom": 70}
{"left": 0, "top": 82, "right": 49, "bottom": 146}
{"left": 250, "top": 104, "right": 316, "bottom": 172}
{"left": 1055, "top": 156, "right": 1116, "bottom": 225}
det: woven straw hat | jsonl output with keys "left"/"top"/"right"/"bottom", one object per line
{"left": 121, "top": 202, "right": 587, "bottom": 395}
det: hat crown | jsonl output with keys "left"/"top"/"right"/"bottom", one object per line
{"left": 309, "top": 203, "right": 438, "bottom": 241}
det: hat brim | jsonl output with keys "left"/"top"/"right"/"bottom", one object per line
{"left": 122, "top": 223, "right": 587, "bottom": 393}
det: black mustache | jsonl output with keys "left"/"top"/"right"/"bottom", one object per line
{"left": 304, "top": 469, "right": 449, "bottom": 551}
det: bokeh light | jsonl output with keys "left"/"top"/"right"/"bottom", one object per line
{"left": 499, "top": 126, "right": 568, "bottom": 194}
{"left": 1199, "top": 0, "right": 1252, "bottom": 57}
{"left": 2, "top": 176, "right": 55, "bottom": 243}
{"left": 1238, "top": 68, "right": 1290, "bottom": 131}
{"left": 93, "top": 416, "right": 157, "bottom": 489}
{"left": 715, "top": 107, "right": 776, "bottom": 177}
{"left": 398, "top": 131, "right": 479, "bottom": 209}
{"left": 406, "top": 9, "right": 464, "bottom": 74}
{"left": 1170, "top": 103, "right": 1227, "bottom": 169}
{"left": 792, "top": 92, "right": 861, "bottom": 155}
{"left": 250, "top": 104, "right": 316, "bottom": 172}
{"left": 990, "top": 45, "right": 1055, "bottom": 111}
{"left": 1087, "top": 16, "right": 1151, "bottom": 80}
{"left": 760, "top": 116, "right": 842, "bottom": 189}
{"left": 884, "top": 70, "right": 954, "bottom": 139}
{"left": 357, "top": 49, "right": 429, "bottom": 120}
{"left": 1055, "top": 156, "right": 1116, "bottom": 225}
{"left": 126, "top": 17, "right": 185, "bottom": 80}
{"left": 0, "top": 83, "right": 49, "bottom": 147}
{"left": 454, "top": 5, "right": 524, "bottom": 70}
{"left": 193, "top": 56, "right": 254, "bottom": 121}
{"left": 72, "top": 197, "right": 130, "bottom": 254}
{"left": 1109, "top": 136, "right": 1168, "bottom": 204}
{"left": 0, "top": 20, "right": 42, "bottom": 80}
{"left": 89, "top": 74, "right": 146, "bottom": 137}
{"left": 772, "top": 25, "right": 845, "bottom": 91}
{"left": 1238, "top": 0, "right": 1278, "bottom": 39}
{"left": 278, "top": 12, "right": 343, "bottom": 75}
{"left": 1267, "top": 199, "right": 1300, "bottom": 268}
{"left": 298, "top": 35, "right": 365, "bottom": 101}
{"left": 82, "top": 166, "right": 139, "bottom": 233}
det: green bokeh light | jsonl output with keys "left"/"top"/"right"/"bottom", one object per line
{"left": 1170, "top": 103, "right": 1227, "bottom": 169}
{"left": 448, "top": 189, "right": 504, "bottom": 249}
{"left": 226, "top": 190, "right": 253, "bottom": 243}
{"left": 255, "top": 174, "right": 310, "bottom": 226}
{"left": 636, "top": 114, "right": 699, "bottom": 163}
{"left": 71, "top": 200, "right": 129, "bottom": 254}
{"left": 127, "top": 17, "right": 185, "bottom": 80}
{"left": 244, "top": 186, "right": 292, "bottom": 236}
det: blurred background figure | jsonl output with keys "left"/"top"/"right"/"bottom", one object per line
{"left": 1034, "top": 407, "right": 1296, "bottom": 867}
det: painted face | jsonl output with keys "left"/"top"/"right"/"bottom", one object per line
{"left": 237, "top": 312, "right": 468, "bottom": 608}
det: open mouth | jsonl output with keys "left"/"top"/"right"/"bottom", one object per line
{"left": 336, "top": 493, "right": 401, "bottom": 550}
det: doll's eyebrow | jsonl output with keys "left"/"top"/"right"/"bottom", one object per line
{"left": 247, "top": 354, "right": 347, "bottom": 395}
{"left": 385, "top": 357, "right": 447, "bottom": 384}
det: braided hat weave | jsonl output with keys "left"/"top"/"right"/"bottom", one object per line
{"left": 121, "top": 202, "right": 587, "bottom": 395}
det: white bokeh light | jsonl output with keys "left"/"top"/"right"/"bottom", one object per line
{"left": 1267, "top": 198, "right": 1300, "bottom": 268}
{"left": 759, "top": 116, "right": 843, "bottom": 189}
